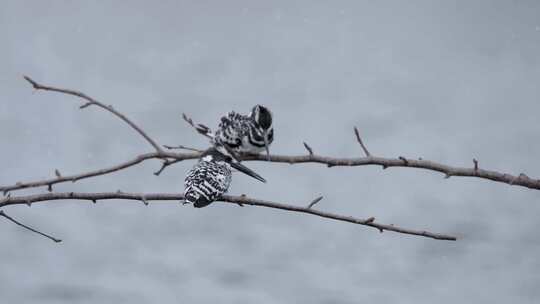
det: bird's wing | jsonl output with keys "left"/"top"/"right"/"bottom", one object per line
{"left": 215, "top": 111, "right": 249, "bottom": 148}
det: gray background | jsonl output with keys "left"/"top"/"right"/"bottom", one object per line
{"left": 1, "top": 1, "right": 540, "bottom": 303}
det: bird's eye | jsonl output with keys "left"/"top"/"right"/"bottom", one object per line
{"left": 225, "top": 156, "right": 232, "bottom": 162}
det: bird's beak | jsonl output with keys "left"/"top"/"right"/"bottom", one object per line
{"left": 230, "top": 162, "right": 266, "bottom": 183}
{"left": 263, "top": 130, "right": 271, "bottom": 161}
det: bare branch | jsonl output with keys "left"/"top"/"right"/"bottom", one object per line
{"left": 0, "top": 210, "right": 62, "bottom": 243}
{"left": 1, "top": 152, "right": 165, "bottom": 194}
{"left": 0, "top": 192, "right": 457, "bottom": 241}
{"left": 23, "top": 75, "right": 164, "bottom": 153}
{"left": 354, "top": 127, "right": 371, "bottom": 157}
{"left": 6, "top": 77, "right": 540, "bottom": 197}
{"left": 4, "top": 150, "right": 540, "bottom": 194}
{"left": 239, "top": 153, "right": 540, "bottom": 191}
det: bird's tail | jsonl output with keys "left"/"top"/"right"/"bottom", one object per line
{"left": 184, "top": 190, "right": 198, "bottom": 204}
{"left": 193, "top": 199, "right": 213, "bottom": 208}
{"left": 184, "top": 190, "right": 213, "bottom": 208}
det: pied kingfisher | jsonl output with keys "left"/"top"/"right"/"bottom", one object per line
{"left": 184, "top": 147, "right": 266, "bottom": 208}
{"left": 213, "top": 105, "right": 274, "bottom": 160}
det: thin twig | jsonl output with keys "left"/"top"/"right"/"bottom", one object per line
{"left": 303, "top": 142, "right": 314, "bottom": 155}
{"left": 182, "top": 113, "right": 242, "bottom": 163}
{"left": 23, "top": 75, "right": 164, "bottom": 153}
{"left": 153, "top": 159, "right": 183, "bottom": 176}
{"left": 0, "top": 210, "right": 61, "bottom": 243}
{"left": 182, "top": 113, "right": 213, "bottom": 139}
{"left": 0, "top": 192, "right": 457, "bottom": 241}
{"left": 163, "top": 144, "right": 203, "bottom": 152}
{"left": 307, "top": 196, "right": 323, "bottom": 209}
{"left": 354, "top": 127, "right": 371, "bottom": 157}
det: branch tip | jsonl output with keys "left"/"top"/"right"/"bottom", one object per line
{"left": 303, "top": 142, "right": 314, "bottom": 155}
{"left": 353, "top": 127, "right": 371, "bottom": 157}
{"left": 23, "top": 75, "right": 39, "bottom": 89}
{"left": 21, "top": 75, "right": 164, "bottom": 153}
{"left": 182, "top": 112, "right": 214, "bottom": 139}
{"left": 307, "top": 196, "right": 324, "bottom": 209}
{"left": 0, "top": 209, "right": 62, "bottom": 243}
{"left": 154, "top": 159, "right": 179, "bottom": 176}
{"left": 79, "top": 102, "right": 93, "bottom": 109}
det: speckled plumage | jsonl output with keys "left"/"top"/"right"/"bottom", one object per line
{"left": 184, "top": 153, "right": 232, "bottom": 208}
{"left": 213, "top": 105, "right": 274, "bottom": 155}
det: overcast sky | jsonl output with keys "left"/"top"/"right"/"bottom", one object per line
{"left": 1, "top": 1, "right": 540, "bottom": 303}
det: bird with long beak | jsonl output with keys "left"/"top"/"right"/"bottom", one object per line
{"left": 184, "top": 147, "right": 266, "bottom": 208}
{"left": 213, "top": 105, "right": 274, "bottom": 160}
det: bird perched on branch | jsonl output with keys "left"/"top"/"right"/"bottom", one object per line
{"left": 184, "top": 147, "right": 266, "bottom": 208}
{"left": 188, "top": 105, "right": 274, "bottom": 160}
{"left": 214, "top": 105, "right": 274, "bottom": 160}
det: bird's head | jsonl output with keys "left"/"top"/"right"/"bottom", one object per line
{"left": 250, "top": 105, "right": 273, "bottom": 131}
{"left": 250, "top": 105, "right": 273, "bottom": 160}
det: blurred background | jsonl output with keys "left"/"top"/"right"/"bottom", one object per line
{"left": 1, "top": 1, "right": 540, "bottom": 303}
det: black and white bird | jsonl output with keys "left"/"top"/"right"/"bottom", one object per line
{"left": 213, "top": 105, "right": 274, "bottom": 160}
{"left": 184, "top": 147, "right": 266, "bottom": 208}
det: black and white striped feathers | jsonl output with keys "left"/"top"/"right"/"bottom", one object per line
{"left": 184, "top": 150, "right": 232, "bottom": 208}
{"left": 214, "top": 105, "right": 274, "bottom": 158}
{"left": 184, "top": 147, "right": 266, "bottom": 208}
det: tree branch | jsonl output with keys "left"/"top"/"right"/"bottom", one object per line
{"left": 3, "top": 150, "right": 540, "bottom": 194}
{"left": 23, "top": 75, "right": 164, "bottom": 153}
{"left": 0, "top": 192, "right": 456, "bottom": 241}
{"left": 6, "top": 77, "right": 533, "bottom": 243}
{"left": 240, "top": 153, "right": 540, "bottom": 190}
{"left": 1, "top": 152, "right": 165, "bottom": 194}
{"left": 0, "top": 210, "right": 62, "bottom": 243}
